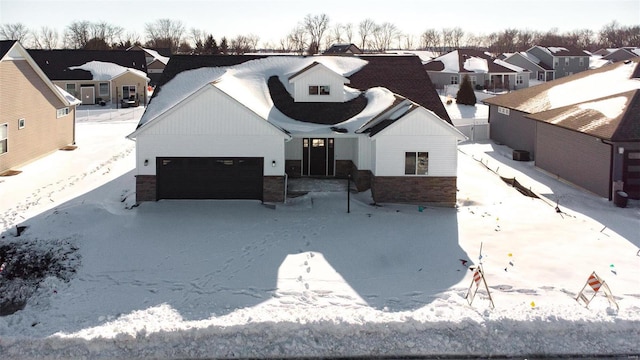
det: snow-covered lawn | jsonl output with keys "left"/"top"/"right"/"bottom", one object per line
{"left": 0, "top": 107, "right": 638, "bottom": 359}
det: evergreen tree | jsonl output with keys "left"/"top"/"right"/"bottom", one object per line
{"left": 204, "top": 35, "right": 219, "bottom": 54}
{"left": 219, "top": 37, "right": 229, "bottom": 54}
{"left": 456, "top": 74, "right": 477, "bottom": 106}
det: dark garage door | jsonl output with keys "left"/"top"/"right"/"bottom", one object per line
{"left": 156, "top": 157, "right": 263, "bottom": 200}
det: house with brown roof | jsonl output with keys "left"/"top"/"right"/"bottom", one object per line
{"left": 0, "top": 40, "right": 81, "bottom": 174}
{"left": 28, "top": 49, "right": 149, "bottom": 106}
{"left": 484, "top": 59, "right": 640, "bottom": 201}
{"left": 525, "top": 46, "right": 590, "bottom": 80}
{"left": 424, "top": 49, "right": 530, "bottom": 93}
{"left": 127, "top": 55, "right": 465, "bottom": 206}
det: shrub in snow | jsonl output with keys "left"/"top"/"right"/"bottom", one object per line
{"left": 456, "top": 74, "right": 477, "bottom": 106}
{"left": 0, "top": 237, "right": 80, "bottom": 316}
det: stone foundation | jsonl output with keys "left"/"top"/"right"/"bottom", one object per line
{"left": 263, "top": 176, "right": 286, "bottom": 202}
{"left": 135, "top": 175, "right": 157, "bottom": 202}
{"left": 371, "top": 176, "right": 457, "bottom": 206}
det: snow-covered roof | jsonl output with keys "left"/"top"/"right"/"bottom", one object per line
{"left": 425, "top": 49, "right": 525, "bottom": 74}
{"left": 142, "top": 48, "right": 170, "bottom": 65}
{"left": 132, "top": 56, "right": 433, "bottom": 138}
{"left": 68, "top": 61, "right": 149, "bottom": 81}
{"left": 484, "top": 59, "right": 640, "bottom": 140}
{"left": 55, "top": 85, "right": 82, "bottom": 106}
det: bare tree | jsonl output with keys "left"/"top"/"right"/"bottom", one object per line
{"left": 144, "top": 18, "right": 185, "bottom": 53}
{"left": 31, "top": 26, "right": 59, "bottom": 49}
{"left": 247, "top": 33, "right": 260, "bottom": 52}
{"left": 64, "top": 21, "right": 91, "bottom": 49}
{"left": 287, "top": 25, "right": 307, "bottom": 55}
{"left": 330, "top": 23, "right": 344, "bottom": 44}
{"left": 358, "top": 18, "right": 376, "bottom": 50}
{"left": 371, "top": 22, "right": 399, "bottom": 52}
{"left": 451, "top": 27, "right": 465, "bottom": 48}
{"left": 0, "top": 23, "right": 30, "bottom": 42}
{"left": 230, "top": 35, "right": 252, "bottom": 54}
{"left": 303, "top": 13, "right": 329, "bottom": 54}
{"left": 90, "top": 21, "right": 123, "bottom": 46}
{"left": 441, "top": 28, "right": 455, "bottom": 51}
{"left": 343, "top": 23, "right": 354, "bottom": 44}
{"left": 403, "top": 34, "right": 415, "bottom": 50}
{"left": 420, "top": 28, "right": 440, "bottom": 50}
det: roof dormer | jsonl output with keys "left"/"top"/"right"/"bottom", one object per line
{"left": 288, "top": 61, "right": 350, "bottom": 103}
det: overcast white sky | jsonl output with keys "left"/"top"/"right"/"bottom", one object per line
{"left": 1, "top": 0, "right": 638, "bottom": 46}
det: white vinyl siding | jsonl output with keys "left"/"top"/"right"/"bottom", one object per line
{"left": 289, "top": 65, "right": 347, "bottom": 103}
{"left": 135, "top": 86, "right": 288, "bottom": 176}
{"left": 372, "top": 109, "right": 463, "bottom": 176}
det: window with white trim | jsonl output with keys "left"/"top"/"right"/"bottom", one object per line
{"left": 0, "top": 124, "right": 7, "bottom": 155}
{"left": 18, "top": 118, "right": 25, "bottom": 129}
{"left": 498, "top": 106, "right": 510, "bottom": 115}
{"left": 99, "top": 82, "right": 109, "bottom": 96}
{"left": 405, "top": 152, "right": 429, "bottom": 175}
{"left": 450, "top": 76, "right": 459, "bottom": 85}
{"left": 516, "top": 75, "right": 524, "bottom": 85}
{"left": 565, "top": 58, "right": 570, "bottom": 66}
{"left": 470, "top": 75, "right": 477, "bottom": 87}
{"left": 579, "top": 57, "right": 584, "bottom": 66}
{"left": 57, "top": 107, "right": 70, "bottom": 118}
{"left": 308, "top": 85, "right": 330, "bottom": 95}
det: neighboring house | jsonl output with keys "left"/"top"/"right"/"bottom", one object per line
{"left": 502, "top": 51, "right": 555, "bottom": 81}
{"left": 424, "top": 49, "right": 530, "bottom": 92}
{"left": 323, "top": 43, "right": 363, "bottom": 55}
{"left": 525, "top": 46, "right": 590, "bottom": 80}
{"left": 127, "top": 55, "right": 465, "bottom": 206}
{"left": 127, "top": 45, "right": 171, "bottom": 86}
{"left": 0, "top": 40, "right": 81, "bottom": 173}
{"left": 484, "top": 59, "right": 640, "bottom": 201}
{"left": 28, "top": 49, "right": 149, "bottom": 106}
{"left": 600, "top": 47, "right": 640, "bottom": 63}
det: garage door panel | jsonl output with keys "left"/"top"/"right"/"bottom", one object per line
{"left": 156, "top": 157, "right": 263, "bottom": 200}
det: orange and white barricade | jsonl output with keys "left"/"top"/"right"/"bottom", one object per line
{"left": 465, "top": 266, "right": 495, "bottom": 309}
{"left": 575, "top": 271, "right": 618, "bottom": 310}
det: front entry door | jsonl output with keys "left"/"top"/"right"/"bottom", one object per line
{"left": 303, "top": 138, "right": 335, "bottom": 176}
{"left": 80, "top": 86, "right": 95, "bottom": 105}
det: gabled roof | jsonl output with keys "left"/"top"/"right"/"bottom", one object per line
{"left": 324, "top": 43, "right": 363, "bottom": 55}
{"left": 423, "top": 49, "right": 521, "bottom": 75}
{"left": 484, "top": 58, "right": 640, "bottom": 114}
{"left": 133, "top": 55, "right": 453, "bottom": 138}
{"left": 1, "top": 40, "right": 80, "bottom": 107}
{"left": 0, "top": 40, "right": 17, "bottom": 59}
{"left": 526, "top": 89, "right": 640, "bottom": 142}
{"left": 505, "top": 51, "right": 553, "bottom": 71}
{"left": 152, "top": 54, "right": 450, "bottom": 124}
{"left": 28, "top": 49, "right": 147, "bottom": 80}
{"left": 530, "top": 46, "right": 589, "bottom": 57}
{"left": 287, "top": 61, "right": 349, "bottom": 83}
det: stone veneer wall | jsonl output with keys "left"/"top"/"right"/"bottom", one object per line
{"left": 263, "top": 176, "right": 286, "bottom": 202}
{"left": 136, "top": 175, "right": 157, "bottom": 202}
{"left": 371, "top": 176, "right": 457, "bottom": 206}
{"left": 349, "top": 162, "right": 372, "bottom": 192}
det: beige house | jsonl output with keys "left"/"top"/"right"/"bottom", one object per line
{"left": 28, "top": 49, "right": 149, "bottom": 107}
{"left": 0, "top": 40, "right": 80, "bottom": 173}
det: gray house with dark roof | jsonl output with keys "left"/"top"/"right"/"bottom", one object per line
{"left": 525, "top": 46, "right": 590, "bottom": 80}
{"left": 484, "top": 59, "right": 640, "bottom": 200}
{"left": 128, "top": 55, "right": 465, "bottom": 205}
{"left": 424, "top": 49, "right": 529, "bottom": 92}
